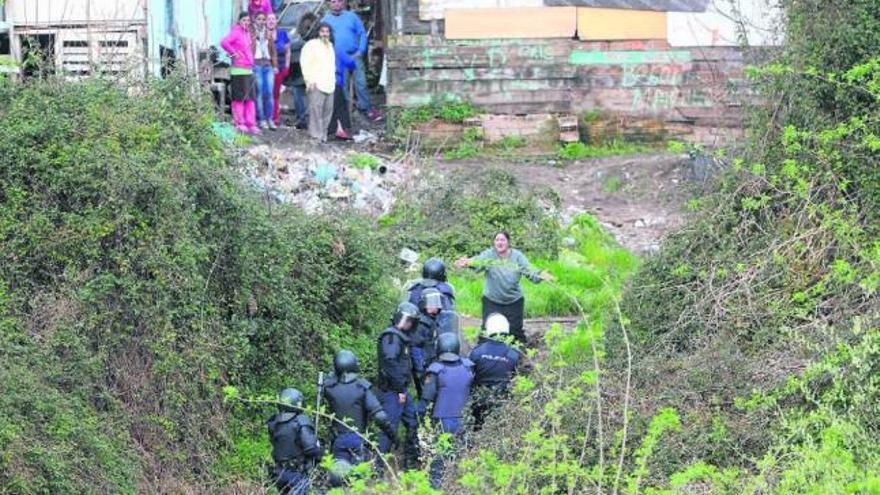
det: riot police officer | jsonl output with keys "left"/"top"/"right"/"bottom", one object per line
{"left": 376, "top": 301, "right": 421, "bottom": 468}
{"left": 267, "top": 388, "right": 322, "bottom": 495}
{"left": 422, "top": 333, "right": 474, "bottom": 488}
{"left": 411, "top": 287, "right": 445, "bottom": 383}
{"left": 468, "top": 313, "right": 522, "bottom": 429}
{"left": 322, "top": 350, "right": 395, "bottom": 483}
{"left": 407, "top": 258, "right": 455, "bottom": 310}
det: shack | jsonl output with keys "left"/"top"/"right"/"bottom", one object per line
{"left": 0, "top": 0, "right": 241, "bottom": 80}
{"left": 380, "top": 0, "right": 782, "bottom": 143}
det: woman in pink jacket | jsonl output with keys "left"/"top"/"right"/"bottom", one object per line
{"left": 221, "top": 13, "right": 260, "bottom": 134}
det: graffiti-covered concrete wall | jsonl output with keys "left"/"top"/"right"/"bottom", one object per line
{"left": 387, "top": 36, "right": 756, "bottom": 143}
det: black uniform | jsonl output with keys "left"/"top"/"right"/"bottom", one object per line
{"left": 322, "top": 373, "right": 393, "bottom": 464}
{"left": 267, "top": 411, "right": 321, "bottom": 494}
{"left": 468, "top": 336, "right": 522, "bottom": 429}
{"left": 376, "top": 326, "right": 420, "bottom": 467}
{"left": 411, "top": 312, "right": 440, "bottom": 382}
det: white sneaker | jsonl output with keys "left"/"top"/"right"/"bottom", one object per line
{"left": 268, "top": 121, "right": 277, "bottom": 130}
{"left": 259, "top": 121, "right": 269, "bottom": 130}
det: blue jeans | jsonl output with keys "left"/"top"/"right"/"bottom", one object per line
{"left": 378, "top": 390, "right": 419, "bottom": 467}
{"left": 343, "top": 54, "right": 371, "bottom": 113}
{"left": 292, "top": 84, "right": 307, "bottom": 126}
{"left": 254, "top": 64, "right": 275, "bottom": 123}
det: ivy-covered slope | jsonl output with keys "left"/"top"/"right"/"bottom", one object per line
{"left": 619, "top": 0, "right": 880, "bottom": 491}
{"left": 0, "top": 78, "right": 395, "bottom": 493}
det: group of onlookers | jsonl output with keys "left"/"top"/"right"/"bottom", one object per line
{"left": 221, "top": 0, "right": 380, "bottom": 140}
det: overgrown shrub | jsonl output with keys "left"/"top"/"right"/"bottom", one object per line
{"left": 614, "top": 0, "right": 880, "bottom": 491}
{"left": 0, "top": 77, "right": 395, "bottom": 493}
{"left": 387, "top": 100, "right": 479, "bottom": 144}
{"left": 379, "top": 167, "right": 561, "bottom": 262}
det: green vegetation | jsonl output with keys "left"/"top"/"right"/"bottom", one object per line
{"left": 559, "top": 139, "right": 655, "bottom": 160}
{"left": 4, "top": 2, "right": 880, "bottom": 493}
{"left": 495, "top": 135, "right": 527, "bottom": 151}
{"left": 348, "top": 152, "right": 382, "bottom": 170}
{"left": 388, "top": 100, "right": 479, "bottom": 143}
{"left": 443, "top": 127, "right": 483, "bottom": 160}
{"left": 0, "top": 77, "right": 394, "bottom": 492}
{"left": 449, "top": 214, "right": 638, "bottom": 317}
{"left": 441, "top": 2, "right": 880, "bottom": 494}
{"left": 613, "top": 1, "right": 880, "bottom": 492}
{"left": 602, "top": 175, "right": 624, "bottom": 193}
{"left": 379, "top": 168, "right": 561, "bottom": 263}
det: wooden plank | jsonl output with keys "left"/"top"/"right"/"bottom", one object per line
{"left": 388, "top": 42, "right": 574, "bottom": 69}
{"left": 480, "top": 114, "right": 574, "bottom": 143}
{"left": 390, "top": 65, "right": 578, "bottom": 83}
{"left": 388, "top": 88, "right": 573, "bottom": 108}
{"left": 577, "top": 7, "right": 667, "bottom": 41}
{"left": 444, "top": 7, "right": 577, "bottom": 40}
{"left": 418, "top": 0, "right": 544, "bottom": 21}
{"left": 393, "top": 77, "right": 576, "bottom": 95}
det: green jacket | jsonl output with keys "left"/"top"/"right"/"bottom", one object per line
{"left": 472, "top": 248, "right": 541, "bottom": 304}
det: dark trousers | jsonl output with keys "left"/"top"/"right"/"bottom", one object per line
{"left": 332, "top": 431, "right": 365, "bottom": 465}
{"left": 327, "top": 84, "right": 352, "bottom": 135}
{"left": 271, "top": 465, "right": 309, "bottom": 495}
{"left": 429, "top": 417, "right": 462, "bottom": 488}
{"left": 378, "top": 390, "right": 420, "bottom": 468}
{"left": 471, "top": 384, "right": 509, "bottom": 431}
{"left": 482, "top": 296, "right": 526, "bottom": 345}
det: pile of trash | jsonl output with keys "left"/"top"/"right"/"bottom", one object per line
{"left": 240, "top": 145, "right": 404, "bottom": 215}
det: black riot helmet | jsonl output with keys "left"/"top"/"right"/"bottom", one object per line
{"left": 422, "top": 258, "right": 447, "bottom": 282}
{"left": 278, "top": 388, "right": 304, "bottom": 412}
{"left": 334, "top": 350, "right": 359, "bottom": 376}
{"left": 436, "top": 332, "right": 461, "bottom": 361}
{"left": 392, "top": 301, "right": 419, "bottom": 330}
{"left": 419, "top": 287, "right": 443, "bottom": 313}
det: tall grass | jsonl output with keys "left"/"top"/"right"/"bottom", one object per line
{"left": 449, "top": 214, "right": 638, "bottom": 318}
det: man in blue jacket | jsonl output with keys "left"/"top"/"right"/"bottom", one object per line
{"left": 321, "top": 0, "right": 382, "bottom": 121}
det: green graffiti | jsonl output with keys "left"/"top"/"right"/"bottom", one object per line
{"left": 421, "top": 47, "right": 450, "bottom": 69}
{"left": 569, "top": 50, "right": 692, "bottom": 66}
{"left": 487, "top": 47, "right": 507, "bottom": 68}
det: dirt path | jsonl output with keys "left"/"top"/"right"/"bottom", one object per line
{"left": 438, "top": 153, "right": 693, "bottom": 255}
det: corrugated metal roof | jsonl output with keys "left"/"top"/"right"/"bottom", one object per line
{"left": 543, "top": 0, "right": 710, "bottom": 12}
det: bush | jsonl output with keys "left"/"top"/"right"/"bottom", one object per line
{"left": 387, "top": 100, "right": 479, "bottom": 144}
{"left": 611, "top": 0, "right": 880, "bottom": 491}
{"left": 558, "top": 140, "right": 655, "bottom": 160}
{"left": 0, "top": 77, "right": 395, "bottom": 492}
{"left": 380, "top": 167, "right": 561, "bottom": 263}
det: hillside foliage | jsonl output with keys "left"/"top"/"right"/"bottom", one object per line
{"left": 0, "top": 77, "right": 395, "bottom": 493}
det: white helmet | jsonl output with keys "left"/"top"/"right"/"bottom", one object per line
{"left": 485, "top": 313, "right": 509, "bottom": 337}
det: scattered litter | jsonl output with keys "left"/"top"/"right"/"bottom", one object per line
{"left": 240, "top": 145, "right": 406, "bottom": 215}
{"left": 352, "top": 130, "right": 379, "bottom": 144}
{"left": 212, "top": 122, "right": 237, "bottom": 142}
{"left": 314, "top": 162, "right": 338, "bottom": 185}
